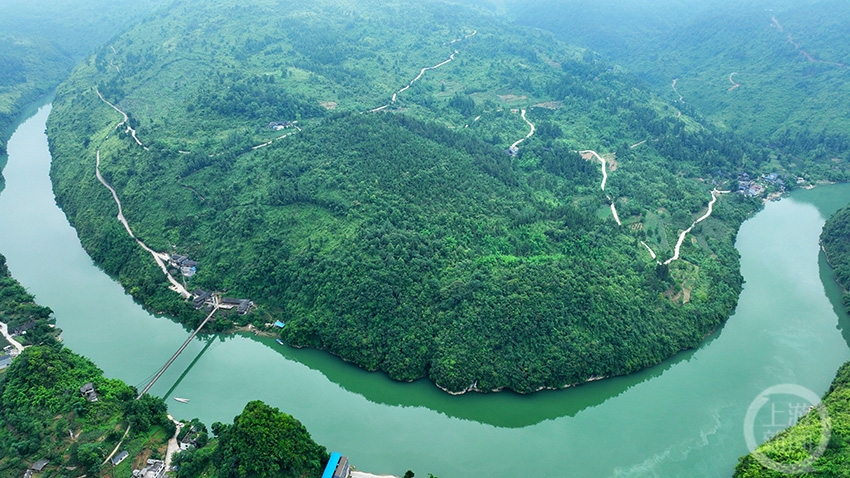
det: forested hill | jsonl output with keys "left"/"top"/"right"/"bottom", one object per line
{"left": 49, "top": 0, "right": 766, "bottom": 393}
{"left": 0, "top": 35, "right": 73, "bottom": 157}
{"left": 512, "top": 0, "right": 850, "bottom": 181}
{"left": 0, "top": 0, "right": 171, "bottom": 159}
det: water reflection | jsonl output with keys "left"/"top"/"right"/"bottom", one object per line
{"left": 238, "top": 325, "right": 724, "bottom": 428}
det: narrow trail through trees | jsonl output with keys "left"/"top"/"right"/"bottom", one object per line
{"left": 95, "top": 145, "right": 190, "bottom": 297}
{"left": 579, "top": 150, "right": 621, "bottom": 226}
{"left": 96, "top": 89, "right": 148, "bottom": 150}
{"left": 370, "top": 30, "right": 477, "bottom": 113}
{"left": 508, "top": 109, "right": 535, "bottom": 153}
{"left": 728, "top": 72, "right": 740, "bottom": 91}
{"left": 662, "top": 189, "right": 728, "bottom": 265}
{"left": 671, "top": 78, "right": 684, "bottom": 103}
{"left": 578, "top": 149, "right": 726, "bottom": 264}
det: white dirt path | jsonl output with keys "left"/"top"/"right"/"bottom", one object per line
{"left": 641, "top": 241, "right": 658, "bottom": 261}
{"left": 96, "top": 89, "right": 148, "bottom": 150}
{"left": 579, "top": 150, "right": 621, "bottom": 225}
{"left": 95, "top": 150, "right": 190, "bottom": 298}
{"left": 0, "top": 321, "right": 25, "bottom": 353}
{"left": 509, "top": 109, "right": 535, "bottom": 152}
{"left": 371, "top": 52, "right": 458, "bottom": 112}
{"left": 728, "top": 72, "right": 740, "bottom": 91}
{"left": 579, "top": 150, "right": 609, "bottom": 191}
{"left": 671, "top": 78, "right": 684, "bottom": 103}
{"left": 164, "top": 416, "right": 184, "bottom": 470}
{"left": 371, "top": 30, "right": 476, "bottom": 113}
{"left": 662, "top": 189, "right": 729, "bottom": 265}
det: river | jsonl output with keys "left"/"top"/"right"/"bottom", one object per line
{"left": 1, "top": 103, "right": 849, "bottom": 476}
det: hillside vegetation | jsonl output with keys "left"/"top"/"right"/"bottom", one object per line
{"left": 0, "top": 254, "right": 58, "bottom": 347}
{"left": 0, "top": 344, "right": 174, "bottom": 477}
{"left": 49, "top": 0, "right": 770, "bottom": 393}
{"left": 0, "top": 35, "right": 72, "bottom": 157}
{"left": 514, "top": 0, "right": 850, "bottom": 184}
{"left": 173, "top": 401, "right": 328, "bottom": 478}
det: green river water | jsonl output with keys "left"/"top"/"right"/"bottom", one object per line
{"left": 1, "top": 103, "right": 850, "bottom": 477}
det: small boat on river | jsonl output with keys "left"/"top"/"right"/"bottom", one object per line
{"left": 174, "top": 397, "right": 190, "bottom": 403}
{"left": 276, "top": 339, "right": 284, "bottom": 345}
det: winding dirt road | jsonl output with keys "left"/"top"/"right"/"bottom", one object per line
{"left": 96, "top": 89, "right": 148, "bottom": 150}
{"left": 371, "top": 30, "right": 476, "bottom": 113}
{"left": 579, "top": 150, "right": 621, "bottom": 226}
{"left": 370, "top": 52, "right": 458, "bottom": 112}
{"left": 579, "top": 150, "right": 609, "bottom": 191}
{"left": 662, "top": 189, "right": 728, "bottom": 265}
{"left": 728, "top": 72, "right": 740, "bottom": 91}
{"left": 509, "top": 109, "right": 535, "bottom": 152}
{"left": 671, "top": 78, "right": 684, "bottom": 102}
{"left": 95, "top": 150, "right": 190, "bottom": 298}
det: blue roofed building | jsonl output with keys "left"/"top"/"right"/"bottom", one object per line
{"left": 321, "top": 452, "right": 350, "bottom": 478}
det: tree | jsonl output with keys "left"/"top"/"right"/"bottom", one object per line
{"left": 212, "top": 401, "right": 328, "bottom": 478}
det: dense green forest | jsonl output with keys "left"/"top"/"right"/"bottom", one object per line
{"left": 173, "top": 401, "right": 328, "bottom": 478}
{"left": 734, "top": 361, "right": 850, "bottom": 476}
{"left": 46, "top": 0, "right": 786, "bottom": 393}
{"left": 0, "top": 35, "right": 73, "bottom": 157}
{"left": 0, "top": 0, "right": 169, "bottom": 159}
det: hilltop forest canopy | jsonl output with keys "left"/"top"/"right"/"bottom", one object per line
{"left": 50, "top": 0, "right": 770, "bottom": 393}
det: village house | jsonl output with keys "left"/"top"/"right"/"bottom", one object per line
{"left": 192, "top": 290, "right": 213, "bottom": 309}
{"left": 79, "top": 382, "right": 98, "bottom": 402}
{"left": 9, "top": 320, "right": 35, "bottom": 337}
{"left": 110, "top": 451, "right": 129, "bottom": 466}
{"left": 220, "top": 297, "right": 253, "bottom": 315}
{"left": 169, "top": 254, "right": 198, "bottom": 278}
{"left": 268, "top": 120, "right": 296, "bottom": 130}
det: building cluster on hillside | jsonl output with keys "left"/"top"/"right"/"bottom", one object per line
{"left": 169, "top": 254, "right": 198, "bottom": 278}
{"left": 737, "top": 172, "right": 785, "bottom": 197}
{"left": 192, "top": 289, "right": 253, "bottom": 315}
{"left": 133, "top": 459, "right": 166, "bottom": 478}
{"left": 268, "top": 120, "right": 297, "bottom": 131}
